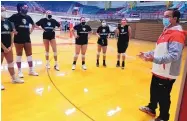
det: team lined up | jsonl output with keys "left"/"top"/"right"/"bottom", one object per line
{"left": 1, "top": 4, "right": 131, "bottom": 89}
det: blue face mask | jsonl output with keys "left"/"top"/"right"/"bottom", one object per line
{"left": 163, "top": 18, "right": 171, "bottom": 28}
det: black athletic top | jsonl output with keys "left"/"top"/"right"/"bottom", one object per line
{"left": 97, "top": 26, "right": 110, "bottom": 39}
{"left": 74, "top": 24, "right": 92, "bottom": 41}
{"left": 36, "top": 18, "right": 60, "bottom": 33}
{"left": 118, "top": 25, "right": 129, "bottom": 43}
{"left": 1, "top": 19, "right": 13, "bottom": 47}
{"left": 8, "top": 13, "right": 34, "bottom": 42}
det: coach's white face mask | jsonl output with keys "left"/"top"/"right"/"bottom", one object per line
{"left": 1, "top": 11, "right": 6, "bottom": 18}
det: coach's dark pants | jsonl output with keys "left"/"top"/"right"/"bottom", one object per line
{"left": 148, "top": 75, "right": 175, "bottom": 121}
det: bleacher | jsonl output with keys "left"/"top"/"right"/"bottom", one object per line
{"left": 1, "top": 1, "right": 35, "bottom": 12}
{"left": 1, "top": 1, "right": 25, "bottom": 6}
{"left": 127, "top": 5, "right": 166, "bottom": 14}
{"left": 2, "top": 1, "right": 187, "bottom": 20}
{"left": 97, "top": 7, "right": 124, "bottom": 14}
{"left": 36, "top": 1, "right": 74, "bottom": 13}
{"left": 2, "top": 1, "right": 74, "bottom": 13}
{"left": 82, "top": 6, "right": 99, "bottom": 14}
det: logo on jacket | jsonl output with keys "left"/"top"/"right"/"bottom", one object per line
{"left": 102, "top": 29, "right": 106, "bottom": 33}
{"left": 47, "top": 22, "right": 51, "bottom": 26}
{"left": 3, "top": 24, "right": 9, "bottom": 30}
{"left": 22, "top": 19, "right": 27, "bottom": 25}
{"left": 121, "top": 29, "right": 124, "bottom": 32}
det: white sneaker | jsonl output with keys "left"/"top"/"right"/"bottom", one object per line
{"left": 82, "top": 64, "right": 87, "bottom": 70}
{"left": 46, "top": 63, "right": 50, "bottom": 69}
{"left": 72, "top": 64, "right": 76, "bottom": 70}
{"left": 1, "top": 85, "right": 5, "bottom": 90}
{"left": 12, "top": 77, "right": 24, "bottom": 84}
{"left": 54, "top": 64, "right": 60, "bottom": 71}
{"left": 18, "top": 70, "right": 24, "bottom": 78}
{"left": 29, "top": 70, "right": 39, "bottom": 76}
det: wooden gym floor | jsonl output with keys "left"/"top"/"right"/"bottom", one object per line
{"left": 1, "top": 30, "right": 187, "bottom": 121}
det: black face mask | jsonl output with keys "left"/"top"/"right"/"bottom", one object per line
{"left": 20, "top": 9, "right": 28, "bottom": 15}
{"left": 47, "top": 15, "right": 52, "bottom": 19}
{"left": 81, "top": 22, "right": 86, "bottom": 25}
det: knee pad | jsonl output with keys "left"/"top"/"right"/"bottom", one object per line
{"left": 82, "top": 54, "right": 85, "bottom": 58}
{"left": 97, "top": 52, "right": 100, "bottom": 56}
{"left": 45, "top": 52, "right": 49, "bottom": 56}
{"left": 122, "top": 53, "right": 126, "bottom": 56}
{"left": 8, "top": 62, "right": 14, "bottom": 68}
{"left": 103, "top": 53, "right": 106, "bottom": 56}
{"left": 54, "top": 52, "right": 57, "bottom": 56}
{"left": 27, "top": 55, "right": 32, "bottom": 61}
{"left": 16, "top": 56, "right": 22, "bottom": 62}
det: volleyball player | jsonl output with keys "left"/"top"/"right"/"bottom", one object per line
{"left": 71, "top": 17, "right": 92, "bottom": 70}
{"left": 1, "top": 6, "right": 24, "bottom": 90}
{"left": 36, "top": 10, "right": 60, "bottom": 71}
{"left": 115, "top": 18, "right": 132, "bottom": 69}
{"left": 96, "top": 20, "right": 110, "bottom": 67}
{"left": 8, "top": 3, "right": 39, "bottom": 78}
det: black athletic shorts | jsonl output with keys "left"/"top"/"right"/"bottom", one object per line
{"left": 1, "top": 43, "right": 11, "bottom": 53}
{"left": 75, "top": 37, "right": 88, "bottom": 45}
{"left": 14, "top": 34, "right": 31, "bottom": 44}
{"left": 97, "top": 38, "right": 108, "bottom": 46}
{"left": 117, "top": 42, "right": 129, "bottom": 53}
{"left": 43, "top": 31, "right": 55, "bottom": 40}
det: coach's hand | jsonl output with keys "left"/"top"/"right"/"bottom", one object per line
{"left": 144, "top": 55, "right": 154, "bottom": 62}
{"left": 137, "top": 52, "right": 145, "bottom": 59}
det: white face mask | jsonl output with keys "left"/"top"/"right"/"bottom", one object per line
{"left": 1, "top": 11, "right": 6, "bottom": 18}
{"left": 102, "top": 22, "right": 106, "bottom": 27}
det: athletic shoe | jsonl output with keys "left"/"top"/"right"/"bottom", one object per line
{"left": 12, "top": 77, "right": 24, "bottom": 84}
{"left": 103, "top": 62, "right": 107, "bottom": 67}
{"left": 122, "top": 61, "right": 125, "bottom": 69}
{"left": 54, "top": 64, "right": 60, "bottom": 71}
{"left": 46, "top": 63, "right": 50, "bottom": 69}
{"left": 82, "top": 64, "right": 87, "bottom": 70}
{"left": 150, "top": 117, "right": 166, "bottom": 121}
{"left": 1, "top": 85, "right": 5, "bottom": 90}
{"left": 96, "top": 62, "right": 99, "bottom": 67}
{"left": 18, "top": 70, "right": 24, "bottom": 78}
{"left": 116, "top": 61, "right": 120, "bottom": 67}
{"left": 29, "top": 70, "right": 39, "bottom": 76}
{"left": 139, "top": 106, "right": 156, "bottom": 117}
{"left": 72, "top": 64, "right": 76, "bottom": 70}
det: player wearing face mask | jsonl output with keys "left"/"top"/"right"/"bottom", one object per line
{"left": 71, "top": 17, "right": 92, "bottom": 70}
{"left": 115, "top": 18, "right": 132, "bottom": 69}
{"left": 1, "top": 6, "right": 24, "bottom": 90}
{"left": 36, "top": 10, "right": 61, "bottom": 71}
{"left": 8, "top": 3, "right": 38, "bottom": 78}
{"left": 96, "top": 20, "right": 110, "bottom": 67}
